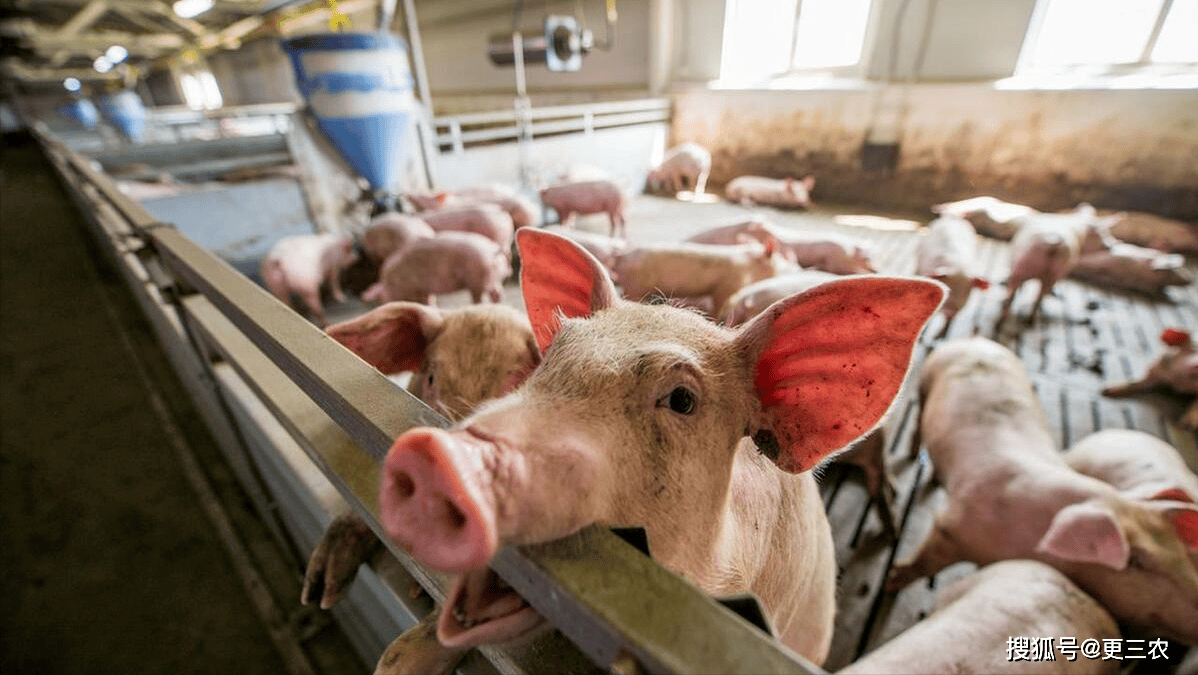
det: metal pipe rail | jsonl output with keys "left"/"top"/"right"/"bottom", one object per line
{"left": 434, "top": 98, "right": 670, "bottom": 153}
{"left": 32, "top": 124, "right": 825, "bottom": 675}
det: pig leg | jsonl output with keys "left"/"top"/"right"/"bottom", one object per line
{"left": 694, "top": 170, "right": 709, "bottom": 196}
{"left": 994, "top": 281, "right": 1023, "bottom": 334}
{"left": 326, "top": 265, "right": 347, "bottom": 303}
{"left": 300, "top": 287, "right": 327, "bottom": 327}
{"left": 301, "top": 513, "right": 383, "bottom": 609}
{"left": 1027, "top": 281, "right": 1051, "bottom": 324}
{"left": 374, "top": 611, "right": 469, "bottom": 675}
{"left": 1101, "top": 376, "right": 1157, "bottom": 398}
{"left": 847, "top": 429, "right": 897, "bottom": 539}
{"left": 609, "top": 211, "right": 626, "bottom": 240}
{"left": 886, "top": 516, "right": 966, "bottom": 592}
{"left": 261, "top": 260, "right": 293, "bottom": 308}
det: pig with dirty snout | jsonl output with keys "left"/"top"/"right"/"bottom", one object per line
{"left": 376, "top": 228, "right": 945, "bottom": 663}
{"left": 843, "top": 561, "right": 1121, "bottom": 675}
{"left": 1102, "top": 328, "right": 1198, "bottom": 430}
{"left": 260, "top": 232, "right": 357, "bottom": 327}
{"left": 301, "top": 302, "right": 540, "bottom": 675}
{"left": 915, "top": 215, "right": 989, "bottom": 339}
{"left": 888, "top": 336, "right": 1198, "bottom": 645}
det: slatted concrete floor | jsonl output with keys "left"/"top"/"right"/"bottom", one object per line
{"left": 326, "top": 192, "right": 1198, "bottom": 672}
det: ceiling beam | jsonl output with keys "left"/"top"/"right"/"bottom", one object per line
{"left": 58, "top": 0, "right": 110, "bottom": 36}
{"left": 15, "top": 0, "right": 272, "bottom": 13}
{"left": 1, "top": 58, "right": 122, "bottom": 82}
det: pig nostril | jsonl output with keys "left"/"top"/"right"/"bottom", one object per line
{"left": 394, "top": 472, "right": 415, "bottom": 500}
{"left": 447, "top": 501, "right": 467, "bottom": 531}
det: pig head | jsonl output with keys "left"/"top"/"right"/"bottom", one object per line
{"left": 376, "top": 229, "right": 944, "bottom": 663}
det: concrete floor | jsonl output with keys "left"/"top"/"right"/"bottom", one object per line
{"left": 0, "top": 132, "right": 363, "bottom": 674}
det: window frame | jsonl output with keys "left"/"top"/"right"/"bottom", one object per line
{"left": 1017, "top": 0, "right": 1193, "bottom": 74}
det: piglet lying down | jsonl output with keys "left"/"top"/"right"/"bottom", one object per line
{"left": 374, "top": 228, "right": 945, "bottom": 664}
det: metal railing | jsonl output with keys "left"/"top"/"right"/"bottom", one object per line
{"left": 33, "top": 123, "right": 824, "bottom": 675}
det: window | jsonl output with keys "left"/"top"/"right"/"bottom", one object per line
{"left": 1019, "top": 0, "right": 1198, "bottom": 70}
{"left": 180, "top": 70, "right": 223, "bottom": 110}
{"left": 721, "top": 0, "right": 876, "bottom": 82}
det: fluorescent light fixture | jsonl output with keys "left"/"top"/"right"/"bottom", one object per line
{"left": 105, "top": 45, "right": 129, "bottom": 64}
{"left": 63, "top": 77, "right": 82, "bottom": 91}
{"left": 94, "top": 55, "right": 113, "bottom": 73}
{"left": 173, "top": 0, "right": 214, "bottom": 19}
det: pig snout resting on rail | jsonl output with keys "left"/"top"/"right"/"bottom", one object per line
{"left": 932, "top": 196, "right": 1035, "bottom": 241}
{"left": 725, "top": 175, "right": 815, "bottom": 209}
{"left": 538, "top": 179, "right": 627, "bottom": 238}
{"left": 888, "top": 336, "right": 1198, "bottom": 645}
{"left": 916, "top": 215, "right": 989, "bottom": 339}
{"left": 303, "top": 302, "right": 540, "bottom": 675}
{"left": 1102, "top": 328, "right": 1198, "bottom": 430}
{"left": 406, "top": 186, "right": 540, "bottom": 230}
{"left": 612, "top": 240, "right": 788, "bottom": 319}
{"left": 645, "top": 142, "right": 712, "bottom": 196}
{"left": 362, "top": 212, "right": 435, "bottom": 263}
{"left": 260, "top": 233, "right": 357, "bottom": 327}
{"left": 375, "top": 228, "right": 945, "bottom": 663}
{"left": 363, "top": 232, "right": 511, "bottom": 306}
{"left": 843, "top": 561, "right": 1121, "bottom": 675}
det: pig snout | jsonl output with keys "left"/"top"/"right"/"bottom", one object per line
{"left": 381, "top": 428, "right": 499, "bottom": 573}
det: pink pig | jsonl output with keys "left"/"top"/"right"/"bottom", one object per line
{"left": 611, "top": 240, "right": 788, "bottom": 319}
{"left": 260, "top": 232, "right": 357, "bottom": 327}
{"left": 362, "top": 212, "right": 435, "bottom": 263}
{"left": 684, "top": 217, "right": 777, "bottom": 247}
{"left": 725, "top": 175, "right": 816, "bottom": 209}
{"left": 722, "top": 269, "right": 839, "bottom": 326}
{"left": 374, "top": 228, "right": 944, "bottom": 663}
{"left": 407, "top": 186, "right": 540, "bottom": 230}
{"left": 363, "top": 232, "right": 510, "bottom": 306}
{"left": 687, "top": 220, "right": 874, "bottom": 275}
{"left": 916, "top": 215, "right": 990, "bottom": 339}
{"left": 1102, "top": 328, "right": 1198, "bottom": 430}
{"left": 1065, "top": 429, "right": 1198, "bottom": 503}
{"left": 1070, "top": 225, "right": 1190, "bottom": 297}
{"left": 540, "top": 224, "right": 626, "bottom": 269}
{"left": 420, "top": 203, "right": 515, "bottom": 253}
{"left": 844, "top": 561, "right": 1120, "bottom": 675}
{"left": 645, "top": 142, "right": 712, "bottom": 196}
{"left": 538, "top": 179, "right": 627, "bottom": 239}
{"left": 888, "top": 336, "right": 1198, "bottom": 645}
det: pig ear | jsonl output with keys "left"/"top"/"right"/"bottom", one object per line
{"left": 1035, "top": 502, "right": 1129, "bottom": 570}
{"left": 1161, "top": 328, "right": 1191, "bottom": 347}
{"left": 971, "top": 277, "right": 990, "bottom": 290}
{"left": 1168, "top": 505, "right": 1198, "bottom": 550}
{"left": 735, "top": 276, "right": 945, "bottom": 473}
{"left": 802, "top": 175, "right": 816, "bottom": 191}
{"left": 325, "top": 301, "right": 444, "bottom": 374}
{"left": 517, "top": 228, "right": 619, "bottom": 353}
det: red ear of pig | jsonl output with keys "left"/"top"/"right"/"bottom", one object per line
{"left": 325, "top": 301, "right": 444, "bottom": 375}
{"left": 736, "top": 276, "right": 945, "bottom": 473}
{"left": 971, "top": 277, "right": 990, "bottom": 290}
{"left": 1144, "top": 499, "right": 1198, "bottom": 551}
{"left": 1161, "top": 328, "right": 1191, "bottom": 347}
{"left": 517, "top": 228, "right": 619, "bottom": 353}
{"left": 1035, "top": 502, "right": 1130, "bottom": 570}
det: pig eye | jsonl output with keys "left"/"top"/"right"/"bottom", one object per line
{"left": 660, "top": 387, "right": 697, "bottom": 415}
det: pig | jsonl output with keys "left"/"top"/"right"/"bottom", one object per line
{"left": 684, "top": 217, "right": 777, "bottom": 247}
{"left": 303, "top": 302, "right": 540, "bottom": 675}
{"left": 915, "top": 215, "right": 990, "bottom": 339}
{"left": 540, "top": 225, "right": 626, "bottom": 269}
{"left": 887, "top": 336, "right": 1198, "bottom": 645}
{"left": 724, "top": 175, "right": 815, "bottom": 209}
{"left": 611, "top": 239, "right": 788, "bottom": 319}
{"left": 1102, "top": 328, "right": 1198, "bottom": 430}
{"left": 722, "top": 269, "right": 839, "bottom": 326}
{"left": 645, "top": 142, "right": 712, "bottom": 196}
{"left": 362, "top": 232, "right": 510, "bottom": 306}
{"left": 1069, "top": 227, "right": 1190, "bottom": 297}
{"left": 406, "top": 186, "right": 540, "bottom": 230}
{"left": 420, "top": 204, "right": 515, "bottom": 253}
{"left": 932, "top": 196, "right": 1036, "bottom": 241}
{"left": 374, "top": 228, "right": 946, "bottom": 663}
{"left": 1088, "top": 209, "right": 1198, "bottom": 254}
{"left": 538, "top": 179, "right": 627, "bottom": 239}
{"left": 1064, "top": 429, "right": 1198, "bottom": 504}
{"left": 260, "top": 232, "right": 357, "bottom": 327}
{"left": 995, "top": 206, "right": 1109, "bottom": 330}
{"left": 763, "top": 227, "right": 876, "bottom": 275}
{"left": 362, "top": 212, "right": 435, "bottom": 263}
{"left": 844, "top": 561, "right": 1121, "bottom": 675}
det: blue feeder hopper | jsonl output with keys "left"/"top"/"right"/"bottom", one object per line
{"left": 59, "top": 98, "right": 99, "bottom": 130}
{"left": 96, "top": 90, "right": 147, "bottom": 142}
{"left": 282, "top": 32, "right": 417, "bottom": 210}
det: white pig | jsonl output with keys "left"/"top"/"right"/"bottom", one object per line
{"left": 611, "top": 240, "right": 788, "bottom": 319}
{"left": 1064, "top": 429, "right": 1198, "bottom": 504}
{"left": 932, "top": 196, "right": 1036, "bottom": 241}
{"left": 844, "top": 561, "right": 1121, "bottom": 675}
{"left": 539, "top": 179, "right": 627, "bottom": 239}
{"left": 645, "top": 142, "right": 712, "bottom": 196}
{"left": 1102, "top": 328, "right": 1198, "bottom": 430}
{"left": 363, "top": 232, "right": 510, "bottom": 306}
{"left": 916, "top": 215, "right": 990, "bottom": 339}
{"left": 1070, "top": 226, "right": 1190, "bottom": 297}
{"left": 362, "top": 212, "right": 435, "bottom": 263}
{"left": 684, "top": 218, "right": 777, "bottom": 247}
{"left": 1093, "top": 209, "right": 1198, "bottom": 254}
{"left": 725, "top": 175, "right": 816, "bottom": 209}
{"left": 685, "top": 220, "right": 874, "bottom": 275}
{"left": 722, "top": 269, "right": 839, "bottom": 327}
{"left": 406, "top": 186, "right": 540, "bottom": 230}
{"left": 888, "top": 337, "right": 1198, "bottom": 645}
{"left": 420, "top": 203, "right": 515, "bottom": 253}
{"left": 374, "top": 228, "right": 945, "bottom": 663}
{"left": 260, "top": 232, "right": 357, "bottom": 327}
{"left": 540, "top": 224, "right": 626, "bottom": 269}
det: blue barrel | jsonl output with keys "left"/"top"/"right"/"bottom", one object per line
{"left": 60, "top": 99, "right": 99, "bottom": 130}
{"left": 96, "top": 90, "right": 147, "bottom": 142}
{"left": 282, "top": 32, "right": 416, "bottom": 194}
